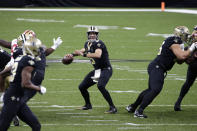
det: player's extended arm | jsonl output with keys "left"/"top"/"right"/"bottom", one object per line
{"left": 170, "top": 44, "right": 193, "bottom": 60}
{"left": 44, "top": 37, "right": 63, "bottom": 56}
{"left": 21, "top": 66, "right": 42, "bottom": 92}
{"left": 67, "top": 48, "right": 85, "bottom": 57}
{"left": 85, "top": 49, "right": 102, "bottom": 58}
{"left": 45, "top": 48, "right": 54, "bottom": 56}
{"left": 0, "top": 40, "right": 11, "bottom": 49}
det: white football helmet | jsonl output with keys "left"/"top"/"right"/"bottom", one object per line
{"left": 87, "top": 26, "right": 99, "bottom": 42}
{"left": 174, "top": 26, "right": 190, "bottom": 42}
{"left": 17, "top": 30, "right": 36, "bottom": 47}
{"left": 23, "top": 38, "right": 42, "bottom": 57}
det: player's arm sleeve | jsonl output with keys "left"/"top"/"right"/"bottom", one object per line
{"left": 45, "top": 48, "right": 54, "bottom": 56}
{"left": 21, "top": 66, "right": 40, "bottom": 91}
{"left": 0, "top": 40, "right": 11, "bottom": 49}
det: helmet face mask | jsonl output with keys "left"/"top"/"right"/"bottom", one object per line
{"left": 17, "top": 30, "right": 36, "bottom": 47}
{"left": 174, "top": 26, "right": 190, "bottom": 42}
{"left": 87, "top": 26, "right": 99, "bottom": 42}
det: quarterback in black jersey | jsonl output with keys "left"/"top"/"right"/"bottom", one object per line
{"left": 126, "top": 26, "right": 197, "bottom": 118}
{"left": 0, "top": 37, "right": 47, "bottom": 131}
{"left": 66, "top": 26, "right": 117, "bottom": 113}
{"left": 174, "top": 26, "right": 197, "bottom": 111}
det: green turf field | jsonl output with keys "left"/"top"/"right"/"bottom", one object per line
{"left": 1, "top": 8, "right": 197, "bottom": 131}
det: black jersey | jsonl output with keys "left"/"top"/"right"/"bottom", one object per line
{"left": 12, "top": 47, "right": 23, "bottom": 59}
{"left": 84, "top": 40, "right": 111, "bottom": 69}
{"left": 153, "top": 36, "right": 183, "bottom": 71}
{"left": 31, "top": 48, "right": 46, "bottom": 85}
{"left": 9, "top": 55, "right": 36, "bottom": 96}
{"left": 0, "top": 48, "right": 11, "bottom": 71}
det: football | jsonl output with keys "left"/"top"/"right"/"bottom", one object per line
{"left": 62, "top": 55, "right": 73, "bottom": 65}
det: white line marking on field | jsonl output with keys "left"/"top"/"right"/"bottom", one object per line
{"left": 42, "top": 109, "right": 74, "bottom": 112}
{"left": 122, "top": 27, "right": 136, "bottom": 30}
{"left": 74, "top": 24, "right": 118, "bottom": 30}
{"left": 27, "top": 101, "right": 48, "bottom": 104}
{"left": 110, "top": 90, "right": 140, "bottom": 93}
{"left": 0, "top": 8, "right": 197, "bottom": 15}
{"left": 48, "top": 78, "right": 187, "bottom": 81}
{"left": 29, "top": 104, "right": 197, "bottom": 108}
{"left": 71, "top": 116, "right": 104, "bottom": 118}
{"left": 146, "top": 33, "right": 172, "bottom": 38}
{"left": 86, "top": 120, "right": 119, "bottom": 122}
{"left": 118, "top": 127, "right": 152, "bottom": 130}
{"left": 74, "top": 24, "right": 136, "bottom": 31}
{"left": 19, "top": 123, "right": 197, "bottom": 127}
{"left": 56, "top": 113, "right": 89, "bottom": 115}
{"left": 16, "top": 18, "right": 64, "bottom": 23}
{"left": 48, "top": 90, "right": 140, "bottom": 94}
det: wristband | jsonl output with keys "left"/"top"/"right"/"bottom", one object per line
{"left": 71, "top": 53, "right": 78, "bottom": 56}
{"left": 83, "top": 53, "right": 87, "bottom": 57}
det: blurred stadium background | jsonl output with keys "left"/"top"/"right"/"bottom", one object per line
{"left": 0, "top": 0, "right": 197, "bottom": 131}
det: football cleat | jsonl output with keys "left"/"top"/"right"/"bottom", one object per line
{"left": 13, "top": 116, "right": 20, "bottom": 126}
{"left": 77, "top": 104, "right": 92, "bottom": 110}
{"left": 126, "top": 104, "right": 136, "bottom": 113}
{"left": 134, "top": 110, "right": 147, "bottom": 118}
{"left": 174, "top": 102, "right": 182, "bottom": 111}
{"left": 104, "top": 106, "right": 117, "bottom": 114}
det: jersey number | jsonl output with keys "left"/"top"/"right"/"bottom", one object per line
{"left": 10, "top": 56, "right": 22, "bottom": 82}
{"left": 158, "top": 41, "right": 165, "bottom": 55}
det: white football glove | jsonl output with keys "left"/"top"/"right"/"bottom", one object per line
{"left": 189, "top": 42, "right": 197, "bottom": 52}
{"left": 51, "top": 37, "right": 63, "bottom": 50}
{"left": 39, "top": 86, "right": 47, "bottom": 95}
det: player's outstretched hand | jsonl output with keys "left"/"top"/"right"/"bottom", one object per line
{"left": 39, "top": 86, "right": 47, "bottom": 95}
{"left": 51, "top": 37, "right": 63, "bottom": 50}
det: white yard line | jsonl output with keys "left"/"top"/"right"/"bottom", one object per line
{"left": 42, "top": 109, "right": 74, "bottom": 111}
{"left": 56, "top": 113, "right": 89, "bottom": 115}
{"left": 16, "top": 18, "right": 64, "bottom": 23}
{"left": 73, "top": 24, "right": 136, "bottom": 30}
{"left": 86, "top": 120, "right": 119, "bottom": 122}
{"left": 146, "top": 33, "right": 172, "bottom": 38}
{"left": 20, "top": 123, "right": 197, "bottom": 127}
{"left": 27, "top": 101, "right": 48, "bottom": 104}
{"left": 48, "top": 90, "right": 140, "bottom": 93}
{"left": 71, "top": 116, "right": 104, "bottom": 118}
{"left": 118, "top": 127, "right": 152, "bottom": 130}
{"left": 0, "top": 8, "right": 197, "bottom": 15}
{"left": 48, "top": 78, "right": 187, "bottom": 81}
{"left": 29, "top": 104, "right": 197, "bottom": 108}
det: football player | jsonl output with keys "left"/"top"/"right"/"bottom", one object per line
{"left": 126, "top": 26, "right": 197, "bottom": 118}
{"left": 174, "top": 25, "right": 197, "bottom": 111}
{"left": 0, "top": 30, "right": 62, "bottom": 101}
{"left": 0, "top": 30, "right": 63, "bottom": 126}
{"left": 0, "top": 37, "right": 46, "bottom": 130}
{"left": 66, "top": 26, "right": 117, "bottom": 113}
